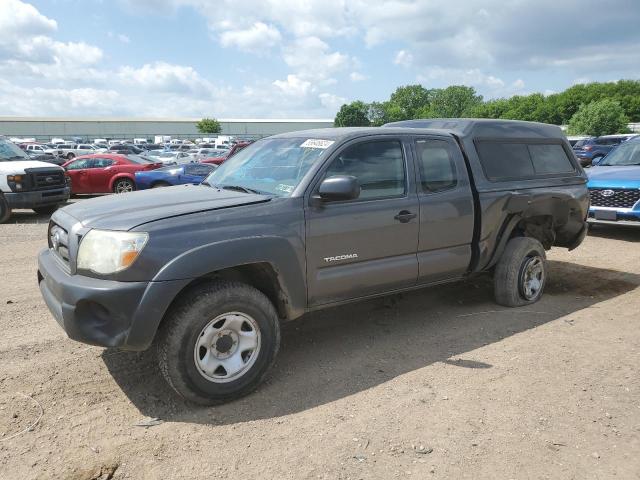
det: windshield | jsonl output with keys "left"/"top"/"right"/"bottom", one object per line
{"left": 599, "top": 140, "right": 640, "bottom": 166}
{"left": 203, "top": 137, "right": 331, "bottom": 196}
{"left": 0, "top": 139, "right": 29, "bottom": 161}
{"left": 573, "top": 139, "right": 591, "bottom": 148}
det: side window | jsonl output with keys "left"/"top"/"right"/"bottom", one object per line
{"left": 415, "top": 139, "right": 457, "bottom": 193}
{"left": 324, "top": 140, "right": 406, "bottom": 200}
{"left": 66, "top": 159, "right": 90, "bottom": 170}
{"left": 93, "top": 158, "right": 114, "bottom": 168}
{"left": 475, "top": 142, "right": 534, "bottom": 180}
{"left": 527, "top": 144, "right": 574, "bottom": 174}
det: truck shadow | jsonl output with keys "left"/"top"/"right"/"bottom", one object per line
{"left": 102, "top": 260, "right": 640, "bottom": 425}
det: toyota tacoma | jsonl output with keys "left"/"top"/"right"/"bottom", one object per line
{"left": 38, "top": 120, "right": 589, "bottom": 404}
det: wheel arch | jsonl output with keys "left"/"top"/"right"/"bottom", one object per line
{"left": 108, "top": 173, "right": 136, "bottom": 191}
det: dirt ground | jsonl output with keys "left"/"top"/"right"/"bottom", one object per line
{"left": 0, "top": 208, "right": 639, "bottom": 480}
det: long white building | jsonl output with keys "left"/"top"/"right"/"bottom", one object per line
{"left": 0, "top": 117, "right": 334, "bottom": 141}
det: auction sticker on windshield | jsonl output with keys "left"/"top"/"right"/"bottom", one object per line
{"left": 300, "top": 139, "right": 334, "bottom": 149}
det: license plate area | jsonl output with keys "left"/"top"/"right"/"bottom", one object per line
{"left": 594, "top": 210, "right": 617, "bottom": 221}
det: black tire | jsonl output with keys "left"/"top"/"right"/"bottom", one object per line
{"left": 66, "top": 152, "right": 75, "bottom": 160}
{"left": 151, "top": 181, "right": 170, "bottom": 188}
{"left": 157, "top": 281, "right": 281, "bottom": 405}
{"left": 0, "top": 194, "right": 11, "bottom": 223}
{"left": 113, "top": 178, "right": 134, "bottom": 194}
{"left": 494, "top": 237, "right": 547, "bottom": 307}
{"left": 33, "top": 205, "right": 59, "bottom": 215}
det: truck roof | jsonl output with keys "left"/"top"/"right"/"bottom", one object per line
{"left": 271, "top": 119, "right": 566, "bottom": 142}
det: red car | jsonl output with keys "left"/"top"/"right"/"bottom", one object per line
{"left": 201, "top": 141, "right": 251, "bottom": 165}
{"left": 63, "top": 154, "right": 162, "bottom": 194}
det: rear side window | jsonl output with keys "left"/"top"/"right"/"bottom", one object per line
{"left": 325, "top": 140, "right": 405, "bottom": 200}
{"left": 415, "top": 139, "right": 457, "bottom": 193}
{"left": 476, "top": 141, "right": 575, "bottom": 181}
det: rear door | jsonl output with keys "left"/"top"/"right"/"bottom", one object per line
{"left": 305, "top": 137, "right": 419, "bottom": 306}
{"left": 411, "top": 136, "right": 474, "bottom": 284}
{"left": 88, "top": 157, "right": 116, "bottom": 192}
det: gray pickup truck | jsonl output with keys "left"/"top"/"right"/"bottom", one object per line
{"left": 38, "top": 119, "right": 589, "bottom": 404}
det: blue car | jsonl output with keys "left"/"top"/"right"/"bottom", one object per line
{"left": 134, "top": 162, "right": 216, "bottom": 190}
{"left": 573, "top": 134, "right": 637, "bottom": 167}
{"left": 587, "top": 136, "right": 640, "bottom": 226}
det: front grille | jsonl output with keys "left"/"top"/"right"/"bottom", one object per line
{"left": 48, "top": 221, "right": 70, "bottom": 267}
{"left": 589, "top": 188, "right": 640, "bottom": 208}
{"left": 30, "top": 170, "right": 66, "bottom": 190}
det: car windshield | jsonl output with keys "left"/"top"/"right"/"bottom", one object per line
{"left": 203, "top": 137, "right": 331, "bottom": 196}
{"left": 0, "top": 138, "right": 30, "bottom": 161}
{"left": 573, "top": 139, "right": 591, "bottom": 148}
{"left": 599, "top": 140, "right": 640, "bottom": 166}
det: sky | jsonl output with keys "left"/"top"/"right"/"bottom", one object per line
{"left": 0, "top": 0, "right": 639, "bottom": 119}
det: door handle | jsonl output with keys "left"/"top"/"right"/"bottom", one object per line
{"left": 394, "top": 210, "right": 417, "bottom": 223}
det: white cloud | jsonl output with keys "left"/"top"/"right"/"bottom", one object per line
{"left": 283, "top": 36, "right": 351, "bottom": 81}
{"left": 0, "top": 0, "right": 57, "bottom": 38}
{"left": 319, "top": 92, "right": 346, "bottom": 110}
{"left": 117, "top": 62, "right": 214, "bottom": 95}
{"left": 219, "top": 22, "right": 281, "bottom": 53}
{"left": 350, "top": 72, "right": 367, "bottom": 82}
{"left": 273, "top": 74, "right": 312, "bottom": 96}
{"left": 393, "top": 50, "right": 413, "bottom": 68}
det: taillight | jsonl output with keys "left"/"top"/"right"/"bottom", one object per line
{"left": 584, "top": 145, "right": 593, "bottom": 151}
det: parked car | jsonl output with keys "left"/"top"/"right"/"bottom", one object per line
{"left": 573, "top": 134, "right": 638, "bottom": 167}
{"left": 586, "top": 136, "right": 640, "bottom": 226}
{"left": 25, "top": 150, "right": 65, "bottom": 166}
{"left": 201, "top": 141, "right": 250, "bottom": 165}
{"left": 63, "top": 154, "right": 162, "bottom": 194}
{"left": 135, "top": 163, "right": 217, "bottom": 190}
{"left": 38, "top": 120, "right": 588, "bottom": 404}
{"left": 109, "top": 144, "right": 145, "bottom": 155}
{"left": 150, "top": 151, "right": 193, "bottom": 164}
{"left": 0, "top": 136, "right": 70, "bottom": 223}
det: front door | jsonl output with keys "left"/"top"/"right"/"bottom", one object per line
{"left": 65, "top": 158, "right": 93, "bottom": 194}
{"left": 305, "top": 137, "right": 419, "bottom": 306}
{"left": 411, "top": 136, "right": 474, "bottom": 284}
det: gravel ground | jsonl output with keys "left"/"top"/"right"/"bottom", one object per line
{"left": 1, "top": 208, "right": 639, "bottom": 480}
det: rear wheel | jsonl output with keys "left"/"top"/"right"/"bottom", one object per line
{"left": 33, "top": 205, "right": 59, "bottom": 215}
{"left": 0, "top": 194, "right": 11, "bottom": 223}
{"left": 66, "top": 152, "right": 75, "bottom": 160}
{"left": 113, "top": 178, "right": 134, "bottom": 194}
{"left": 494, "top": 237, "right": 547, "bottom": 307}
{"left": 157, "top": 281, "right": 281, "bottom": 405}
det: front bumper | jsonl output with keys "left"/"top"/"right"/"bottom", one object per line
{"left": 588, "top": 207, "right": 640, "bottom": 227}
{"left": 38, "top": 248, "right": 190, "bottom": 350}
{"left": 5, "top": 187, "right": 70, "bottom": 209}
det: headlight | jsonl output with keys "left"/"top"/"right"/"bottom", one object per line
{"left": 77, "top": 230, "right": 148, "bottom": 274}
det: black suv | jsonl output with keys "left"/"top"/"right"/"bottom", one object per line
{"left": 38, "top": 120, "right": 588, "bottom": 404}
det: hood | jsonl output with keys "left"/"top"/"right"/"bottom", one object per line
{"left": 60, "top": 184, "right": 271, "bottom": 230}
{"left": 587, "top": 165, "right": 640, "bottom": 189}
{"left": 0, "top": 160, "right": 63, "bottom": 172}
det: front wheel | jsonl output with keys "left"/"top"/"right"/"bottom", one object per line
{"left": 113, "top": 178, "right": 134, "bottom": 194}
{"left": 66, "top": 152, "right": 75, "bottom": 160}
{"left": 494, "top": 237, "right": 547, "bottom": 307}
{"left": 157, "top": 281, "right": 281, "bottom": 405}
{"left": 0, "top": 194, "right": 11, "bottom": 223}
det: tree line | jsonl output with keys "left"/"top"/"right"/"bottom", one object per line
{"left": 334, "top": 80, "right": 640, "bottom": 136}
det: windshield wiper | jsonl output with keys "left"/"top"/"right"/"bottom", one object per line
{"left": 217, "top": 184, "right": 263, "bottom": 194}
{"left": 2, "top": 155, "right": 27, "bottom": 161}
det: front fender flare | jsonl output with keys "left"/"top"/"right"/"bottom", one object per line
{"left": 152, "top": 235, "right": 307, "bottom": 318}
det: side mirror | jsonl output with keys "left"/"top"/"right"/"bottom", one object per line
{"left": 317, "top": 175, "right": 360, "bottom": 202}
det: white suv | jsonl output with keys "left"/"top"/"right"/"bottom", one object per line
{"left": 0, "top": 137, "right": 70, "bottom": 223}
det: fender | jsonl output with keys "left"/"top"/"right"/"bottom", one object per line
{"left": 108, "top": 173, "right": 135, "bottom": 191}
{"left": 152, "top": 235, "right": 307, "bottom": 319}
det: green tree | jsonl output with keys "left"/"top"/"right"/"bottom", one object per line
{"left": 196, "top": 117, "right": 222, "bottom": 134}
{"left": 419, "top": 85, "right": 483, "bottom": 118}
{"left": 334, "top": 101, "right": 370, "bottom": 127}
{"left": 567, "top": 99, "right": 630, "bottom": 136}
{"left": 388, "top": 85, "right": 433, "bottom": 119}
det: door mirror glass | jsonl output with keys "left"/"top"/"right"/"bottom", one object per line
{"left": 318, "top": 175, "right": 360, "bottom": 201}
